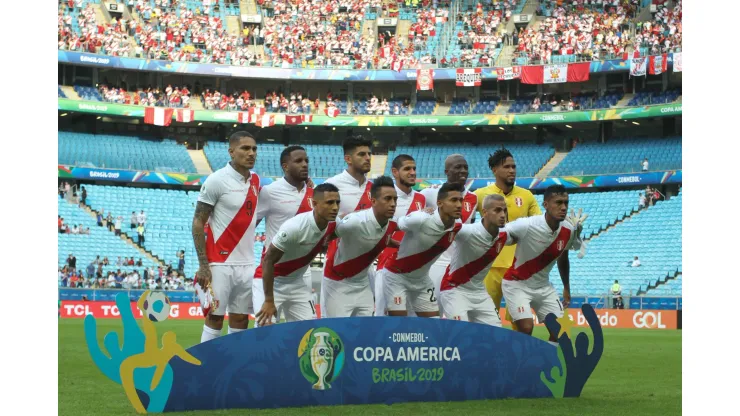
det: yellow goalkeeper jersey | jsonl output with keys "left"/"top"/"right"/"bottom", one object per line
{"left": 474, "top": 183, "right": 541, "bottom": 269}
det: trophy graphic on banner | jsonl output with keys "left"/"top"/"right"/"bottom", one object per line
{"left": 310, "top": 332, "right": 334, "bottom": 390}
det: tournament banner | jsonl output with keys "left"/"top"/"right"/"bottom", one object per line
{"left": 630, "top": 57, "right": 647, "bottom": 77}
{"left": 455, "top": 68, "right": 481, "bottom": 86}
{"left": 84, "top": 292, "right": 605, "bottom": 413}
{"left": 59, "top": 51, "right": 656, "bottom": 81}
{"left": 58, "top": 98, "right": 682, "bottom": 127}
{"left": 673, "top": 52, "right": 682, "bottom": 72}
{"left": 416, "top": 69, "right": 434, "bottom": 91}
{"left": 495, "top": 66, "right": 521, "bottom": 81}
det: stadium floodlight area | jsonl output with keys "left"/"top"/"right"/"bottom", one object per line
{"left": 58, "top": 132, "right": 195, "bottom": 173}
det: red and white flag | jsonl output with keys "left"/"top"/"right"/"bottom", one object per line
{"left": 391, "top": 58, "right": 404, "bottom": 72}
{"left": 176, "top": 109, "right": 194, "bottom": 123}
{"left": 380, "top": 46, "right": 391, "bottom": 58}
{"left": 672, "top": 52, "right": 682, "bottom": 73}
{"left": 456, "top": 68, "right": 482, "bottom": 87}
{"left": 495, "top": 66, "right": 521, "bottom": 81}
{"left": 521, "top": 62, "right": 590, "bottom": 84}
{"left": 255, "top": 114, "right": 275, "bottom": 128}
{"left": 302, "top": 114, "right": 313, "bottom": 122}
{"left": 248, "top": 106, "right": 266, "bottom": 123}
{"left": 237, "top": 112, "right": 250, "bottom": 123}
{"left": 543, "top": 64, "right": 568, "bottom": 84}
{"left": 416, "top": 69, "right": 434, "bottom": 91}
{"left": 649, "top": 54, "right": 667, "bottom": 75}
{"left": 285, "top": 115, "right": 303, "bottom": 125}
{"left": 325, "top": 107, "right": 340, "bottom": 118}
{"left": 143, "top": 107, "right": 173, "bottom": 126}
{"left": 630, "top": 57, "right": 647, "bottom": 77}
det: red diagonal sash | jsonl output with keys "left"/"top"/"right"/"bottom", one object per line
{"left": 325, "top": 221, "right": 398, "bottom": 281}
{"left": 205, "top": 173, "right": 260, "bottom": 263}
{"left": 255, "top": 185, "right": 314, "bottom": 278}
{"left": 325, "top": 180, "right": 373, "bottom": 268}
{"left": 274, "top": 222, "right": 337, "bottom": 277}
{"left": 504, "top": 227, "right": 572, "bottom": 281}
{"left": 460, "top": 192, "right": 478, "bottom": 223}
{"left": 440, "top": 231, "right": 507, "bottom": 291}
{"left": 376, "top": 191, "right": 426, "bottom": 270}
{"left": 384, "top": 222, "right": 462, "bottom": 274}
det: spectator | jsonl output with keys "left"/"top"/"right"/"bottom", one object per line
{"left": 96, "top": 210, "right": 104, "bottom": 227}
{"left": 114, "top": 216, "right": 123, "bottom": 236}
{"left": 631, "top": 256, "right": 641, "bottom": 267}
{"left": 70, "top": 225, "right": 80, "bottom": 235}
{"left": 106, "top": 213, "right": 114, "bottom": 231}
{"left": 137, "top": 210, "right": 147, "bottom": 226}
{"left": 642, "top": 158, "right": 649, "bottom": 172}
{"left": 80, "top": 186, "right": 87, "bottom": 206}
{"left": 610, "top": 280, "right": 623, "bottom": 309}
{"left": 58, "top": 216, "right": 64, "bottom": 233}
{"left": 130, "top": 211, "right": 137, "bottom": 229}
{"left": 128, "top": 257, "right": 135, "bottom": 266}
{"left": 639, "top": 192, "right": 646, "bottom": 209}
{"left": 177, "top": 250, "right": 185, "bottom": 273}
{"left": 67, "top": 254, "right": 77, "bottom": 272}
{"left": 136, "top": 258, "right": 143, "bottom": 267}
{"left": 116, "top": 256, "right": 123, "bottom": 266}
{"left": 137, "top": 224, "right": 146, "bottom": 246}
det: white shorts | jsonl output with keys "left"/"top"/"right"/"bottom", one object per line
{"left": 374, "top": 268, "right": 415, "bottom": 316}
{"left": 502, "top": 280, "right": 564, "bottom": 322}
{"left": 439, "top": 288, "right": 501, "bottom": 327}
{"left": 274, "top": 276, "right": 314, "bottom": 323}
{"left": 428, "top": 261, "right": 447, "bottom": 312}
{"left": 210, "top": 264, "right": 255, "bottom": 315}
{"left": 322, "top": 276, "right": 374, "bottom": 318}
{"left": 383, "top": 270, "right": 438, "bottom": 313}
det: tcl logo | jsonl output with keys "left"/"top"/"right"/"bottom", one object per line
{"left": 633, "top": 311, "right": 666, "bottom": 329}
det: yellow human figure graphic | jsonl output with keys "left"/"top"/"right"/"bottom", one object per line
{"left": 120, "top": 291, "right": 201, "bottom": 414}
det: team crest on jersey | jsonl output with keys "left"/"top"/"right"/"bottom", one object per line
{"left": 307, "top": 197, "right": 314, "bottom": 208}
{"left": 415, "top": 202, "right": 422, "bottom": 211}
{"left": 463, "top": 202, "right": 471, "bottom": 213}
{"left": 515, "top": 197, "right": 523, "bottom": 207}
{"left": 496, "top": 242, "right": 503, "bottom": 252}
{"left": 394, "top": 296, "right": 402, "bottom": 305}
{"left": 448, "top": 232, "right": 455, "bottom": 243}
{"left": 385, "top": 234, "right": 392, "bottom": 245}
{"left": 557, "top": 240, "right": 565, "bottom": 251}
{"left": 367, "top": 191, "right": 372, "bottom": 201}
{"left": 251, "top": 185, "right": 259, "bottom": 196}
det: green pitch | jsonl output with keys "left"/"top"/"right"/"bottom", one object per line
{"left": 59, "top": 319, "right": 681, "bottom": 416}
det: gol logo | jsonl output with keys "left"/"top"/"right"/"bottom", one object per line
{"left": 632, "top": 311, "right": 666, "bottom": 329}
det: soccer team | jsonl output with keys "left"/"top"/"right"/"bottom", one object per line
{"left": 192, "top": 131, "right": 588, "bottom": 347}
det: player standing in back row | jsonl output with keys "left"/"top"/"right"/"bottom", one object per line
{"left": 421, "top": 154, "right": 478, "bottom": 311}
{"left": 192, "top": 131, "right": 260, "bottom": 343}
{"left": 254, "top": 146, "right": 315, "bottom": 325}
{"left": 323, "top": 176, "right": 398, "bottom": 317}
{"left": 503, "top": 185, "right": 588, "bottom": 347}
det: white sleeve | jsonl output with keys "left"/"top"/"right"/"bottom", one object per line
{"left": 335, "top": 211, "right": 362, "bottom": 238}
{"left": 397, "top": 211, "right": 429, "bottom": 232}
{"left": 420, "top": 187, "right": 437, "bottom": 208}
{"left": 197, "top": 174, "right": 221, "bottom": 206}
{"left": 456, "top": 223, "right": 476, "bottom": 242}
{"left": 271, "top": 221, "right": 295, "bottom": 253}
{"left": 503, "top": 217, "right": 530, "bottom": 245}
{"left": 256, "top": 185, "right": 271, "bottom": 223}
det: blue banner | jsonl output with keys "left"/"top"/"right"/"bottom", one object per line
{"left": 58, "top": 51, "right": 673, "bottom": 81}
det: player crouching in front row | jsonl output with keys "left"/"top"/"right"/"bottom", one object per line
{"left": 256, "top": 183, "right": 341, "bottom": 326}
{"left": 502, "top": 185, "right": 588, "bottom": 346}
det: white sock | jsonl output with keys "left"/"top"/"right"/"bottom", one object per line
{"left": 201, "top": 325, "right": 222, "bottom": 343}
{"left": 228, "top": 326, "right": 247, "bottom": 335}
{"left": 548, "top": 341, "right": 559, "bottom": 348}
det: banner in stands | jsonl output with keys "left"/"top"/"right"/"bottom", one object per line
{"left": 416, "top": 69, "right": 434, "bottom": 90}
{"left": 59, "top": 51, "right": 675, "bottom": 81}
{"left": 83, "top": 292, "right": 605, "bottom": 413}
{"left": 57, "top": 165, "right": 210, "bottom": 186}
{"left": 58, "top": 98, "right": 682, "bottom": 127}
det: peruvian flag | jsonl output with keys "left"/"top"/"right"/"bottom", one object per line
{"left": 285, "top": 115, "right": 303, "bottom": 125}
{"left": 416, "top": 68, "right": 434, "bottom": 91}
{"left": 673, "top": 52, "right": 682, "bottom": 73}
{"left": 649, "top": 54, "right": 667, "bottom": 75}
{"left": 496, "top": 66, "right": 521, "bottom": 81}
{"left": 143, "top": 107, "right": 173, "bottom": 126}
{"left": 255, "top": 114, "right": 275, "bottom": 128}
{"left": 521, "top": 62, "right": 590, "bottom": 84}
{"left": 622, "top": 50, "right": 641, "bottom": 60}
{"left": 176, "top": 109, "right": 195, "bottom": 123}
{"left": 237, "top": 112, "right": 250, "bottom": 123}
{"left": 630, "top": 57, "right": 647, "bottom": 77}
{"left": 325, "top": 107, "right": 340, "bottom": 118}
{"left": 302, "top": 114, "right": 313, "bottom": 122}
{"left": 391, "top": 58, "right": 403, "bottom": 72}
{"left": 380, "top": 46, "right": 391, "bottom": 58}
{"left": 456, "top": 68, "right": 482, "bottom": 86}
{"left": 249, "top": 106, "right": 266, "bottom": 123}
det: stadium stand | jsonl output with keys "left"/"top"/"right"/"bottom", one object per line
{"left": 646, "top": 273, "right": 682, "bottom": 296}
{"left": 628, "top": 88, "right": 682, "bottom": 106}
{"left": 551, "top": 137, "right": 682, "bottom": 176}
{"left": 550, "top": 192, "right": 682, "bottom": 297}
{"left": 413, "top": 98, "right": 437, "bottom": 115}
{"left": 58, "top": 132, "right": 196, "bottom": 173}
{"left": 73, "top": 85, "right": 103, "bottom": 102}
{"left": 58, "top": 86, "right": 67, "bottom": 98}
{"left": 58, "top": 199, "right": 159, "bottom": 275}
{"left": 385, "top": 143, "right": 554, "bottom": 178}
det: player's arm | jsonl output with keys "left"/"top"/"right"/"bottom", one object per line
{"left": 192, "top": 201, "right": 214, "bottom": 288}
{"left": 397, "top": 211, "right": 429, "bottom": 233}
{"left": 255, "top": 242, "right": 285, "bottom": 327}
{"left": 502, "top": 217, "right": 530, "bottom": 245}
{"left": 255, "top": 186, "right": 271, "bottom": 227}
{"left": 557, "top": 252, "right": 571, "bottom": 308}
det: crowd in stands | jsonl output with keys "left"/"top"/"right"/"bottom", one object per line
{"left": 59, "top": 260, "right": 193, "bottom": 290}
{"left": 58, "top": 0, "right": 132, "bottom": 56}
{"left": 636, "top": 0, "right": 681, "bottom": 55}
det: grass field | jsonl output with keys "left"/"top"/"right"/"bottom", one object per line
{"left": 59, "top": 319, "right": 681, "bottom": 416}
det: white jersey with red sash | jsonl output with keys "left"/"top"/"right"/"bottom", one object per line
{"left": 420, "top": 185, "right": 478, "bottom": 266}
{"left": 253, "top": 178, "right": 314, "bottom": 278}
{"left": 376, "top": 186, "right": 425, "bottom": 270}
{"left": 198, "top": 164, "right": 261, "bottom": 265}
{"left": 323, "top": 171, "right": 373, "bottom": 264}
{"left": 440, "top": 223, "right": 510, "bottom": 292}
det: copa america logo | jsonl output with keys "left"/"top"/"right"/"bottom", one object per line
{"left": 298, "top": 327, "right": 345, "bottom": 390}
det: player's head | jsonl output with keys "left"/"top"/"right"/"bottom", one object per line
{"left": 391, "top": 154, "right": 416, "bottom": 188}
{"left": 543, "top": 185, "right": 569, "bottom": 222}
{"left": 437, "top": 182, "right": 464, "bottom": 219}
{"left": 312, "top": 183, "right": 340, "bottom": 222}
{"left": 488, "top": 148, "right": 516, "bottom": 187}
{"left": 370, "top": 175, "right": 397, "bottom": 221}
{"left": 482, "top": 194, "right": 507, "bottom": 228}
{"left": 228, "top": 131, "right": 257, "bottom": 170}
{"left": 343, "top": 135, "right": 373, "bottom": 174}
{"left": 280, "top": 145, "right": 309, "bottom": 181}
{"left": 444, "top": 154, "right": 469, "bottom": 185}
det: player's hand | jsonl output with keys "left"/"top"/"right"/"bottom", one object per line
{"left": 562, "top": 290, "right": 571, "bottom": 309}
{"left": 566, "top": 208, "right": 588, "bottom": 233}
{"left": 422, "top": 207, "right": 435, "bottom": 215}
{"left": 196, "top": 266, "right": 212, "bottom": 289}
{"left": 306, "top": 178, "right": 315, "bottom": 188}
{"left": 256, "top": 300, "right": 277, "bottom": 327}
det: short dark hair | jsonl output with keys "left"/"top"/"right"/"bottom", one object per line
{"left": 229, "top": 131, "right": 255, "bottom": 146}
{"left": 342, "top": 135, "right": 373, "bottom": 155}
{"left": 314, "top": 183, "right": 340, "bottom": 199}
{"left": 392, "top": 154, "right": 415, "bottom": 170}
{"left": 370, "top": 176, "right": 395, "bottom": 198}
{"left": 438, "top": 182, "right": 465, "bottom": 201}
{"left": 280, "top": 145, "right": 306, "bottom": 164}
{"left": 544, "top": 185, "right": 568, "bottom": 201}
{"left": 488, "top": 148, "right": 513, "bottom": 170}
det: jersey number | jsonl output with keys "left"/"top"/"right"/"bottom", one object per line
{"left": 308, "top": 300, "right": 316, "bottom": 316}
{"left": 245, "top": 200, "right": 254, "bottom": 216}
{"left": 427, "top": 288, "right": 436, "bottom": 303}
